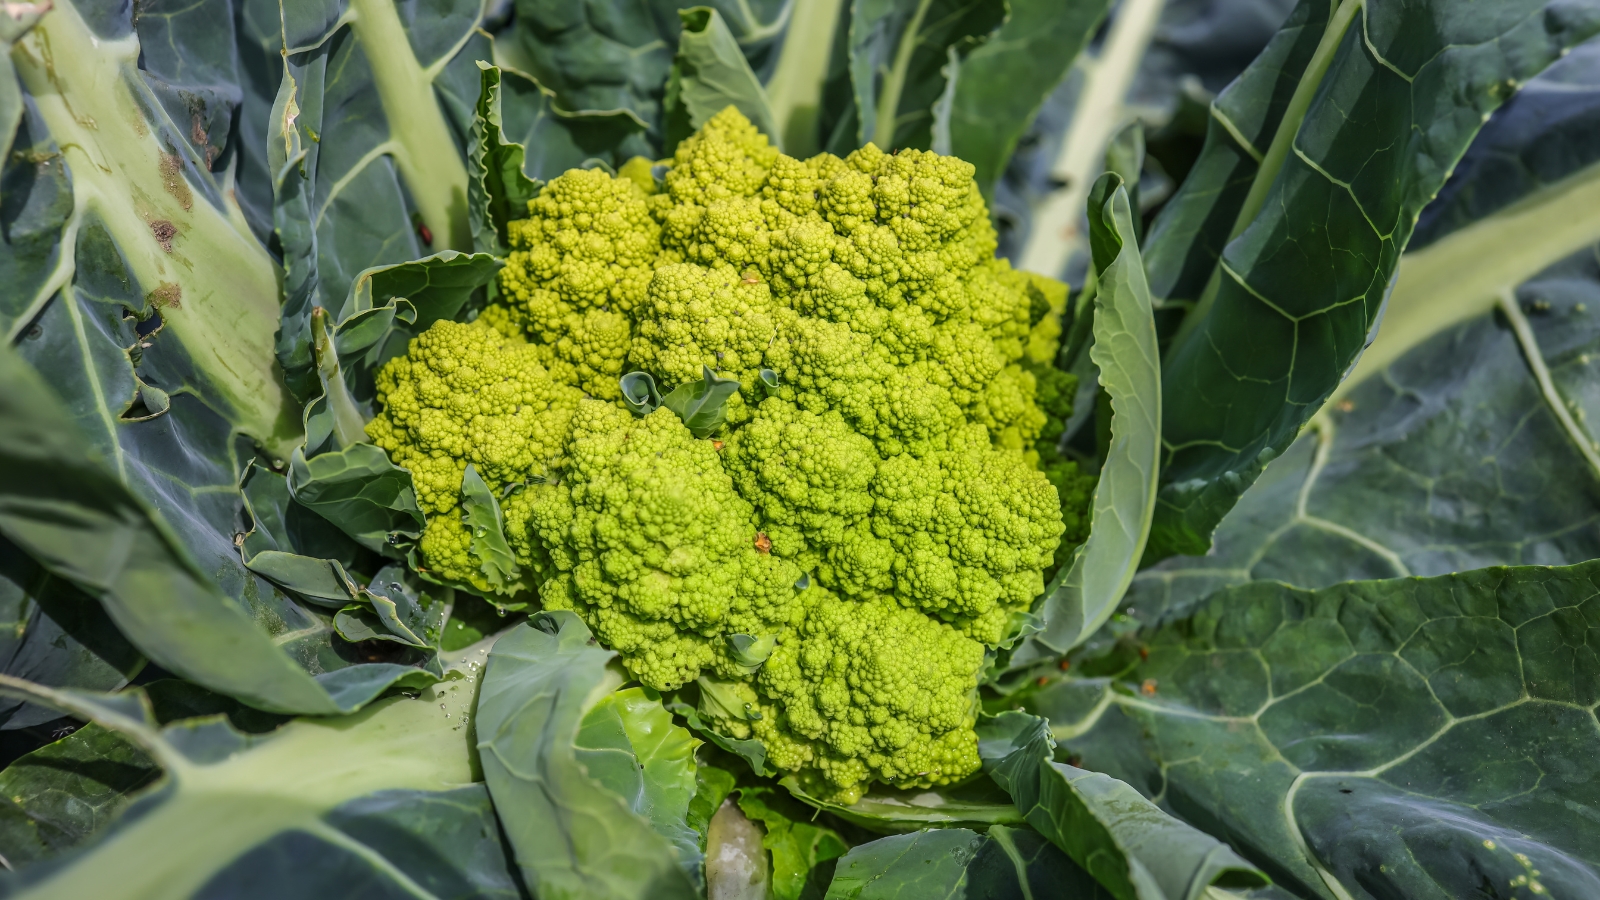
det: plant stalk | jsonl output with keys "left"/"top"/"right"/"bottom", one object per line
{"left": 346, "top": 0, "right": 473, "bottom": 252}
{"left": 1017, "top": 0, "right": 1166, "bottom": 279}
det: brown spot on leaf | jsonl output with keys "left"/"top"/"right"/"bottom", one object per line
{"left": 150, "top": 219, "right": 177, "bottom": 252}
{"left": 148, "top": 283, "right": 182, "bottom": 309}
{"left": 1140, "top": 679, "right": 1158, "bottom": 696}
{"left": 1058, "top": 658, "right": 1071, "bottom": 671}
{"left": 753, "top": 532, "right": 771, "bottom": 554}
{"left": 159, "top": 154, "right": 193, "bottom": 210}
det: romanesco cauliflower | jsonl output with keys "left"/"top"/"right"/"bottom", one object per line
{"left": 372, "top": 107, "right": 1092, "bottom": 803}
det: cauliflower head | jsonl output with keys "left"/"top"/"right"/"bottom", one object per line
{"left": 372, "top": 108, "right": 1090, "bottom": 804}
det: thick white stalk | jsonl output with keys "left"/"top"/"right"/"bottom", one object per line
{"left": 346, "top": 0, "right": 473, "bottom": 252}
{"left": 764, "top": 0, "right": 845, "bottom": 155}
{"left": 9, "top": 0, "right": 299, "bottom": 455}
{"left": 1017, "top": 0, "right": 1166, "bottom": 279}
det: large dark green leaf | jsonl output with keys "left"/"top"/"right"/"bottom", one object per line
{"left": 0, "top": 344, "right": 432, "bottom": 716}
{"left": 824, "top": 825, "right": 1110, "bottom": 900}
{"left": 476, "top": 613, "right": 701, "bottom": 900}
{"left": 843, "top": 0, "right": 1006, "bottom": 153}
{"left": 1411, "top": 39, "right": 1600, "bottom": 249}
{"left": 1147, "top": 0, "right": 1600, "bottom": 561}
{"left": 501, "top": 0, "right": 790, "bottom": 145}
{"left": 1036, "top": 561, "right": 1600, "bottom": 899}
{"left": 1123, "top": 242, "right": 1600, "bottom": 628}
{"left": 0, "top": 538, "right": 141, "bottom": 730}
{"left": 0, "top": 645, "right": 494, "bottom": 895}
{"left": 0, "top": 723, "right": 158, "bottom": 870}
{"left": 935, "top": 0, "right": 1110, "bottom": 196}
{"left": 979, "top": 712, "right": 1265, "bottom": 900}
{"left": 1139, "top": 0, "right": 1333, "bottom": 312}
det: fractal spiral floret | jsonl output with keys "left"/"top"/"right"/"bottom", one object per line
{"left": 368, "top": 108, "right": 1095, "bottom": 803}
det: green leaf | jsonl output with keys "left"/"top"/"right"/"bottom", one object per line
{"left": 735, "top": 785, "right": 848, "bottom": 900}
{"left": 727, "top": 633, "right": 776, "bottom": 672}
{"left": 979, "top": 712, "right": 1265, "bottom": 900}
{"left": 461, "top": 464, "right": 522, "bottom": 594}
{"left": 476, "top": 613, "right": 700, "bottom": 900}
{"left": 1410, "top": 40, "right": 1600, "bottom": 249}
{"left": 665, "top": 694, "right": 774, "bottom": 777}
{"left": 662, "top": 365, "right": 743, "bottom": 438}
{"left": 1140, "top": 0, "right": 1335, "bottom": 312}
{"left": 824, "top": 825, "right": 1110, "bottom": 900}
{"left": 0, "top": 536, "right": 142, "bottom": 730}
{"left": 500, "top": 0, "right": 790, "bottom": 145}
{"left": 621, "top": 371, "right": 665, "bottom": 416}
{"left": 1125, "top": 215, "right": 1600, "bottom": 629}
{"left": 845, "top": 0, "right": 1006, "bottom": 153}
{"left": 933, "top": 0, "right": 1110, "bottom": 195}
{"left": 0, "top": 723, "right": 158, "bottom": 870}
{"left": 287, "top": 443, "right": 427, "bottom": 558}
{"left": 1027, "top": 177, "right": 1161, "bottom": 656}
{"left": 0, "top": 648, "right": 507, "bottom": 896}
{"left": 238, "top": 461, "right": 363, "bottom": 606}
{"left": 355, "top": 563, "right": 449, "bottom": 647}
{"left": 0, "top": 344, "right": 431, "bottom": 716}
{"left": 782, "top": 775, "right": 1023, "bottom": 834}
{"left": 697, "top": 675, "right": 758, "bottom": 723}
{"left": 688, "top": 754, "right": 740, "bottom": 842}
{"left": 1039, "top": 560, "right": 1600, "bottom": 900}
{"left": 665, "top": 7, "right": 781, "bottom": 153}
{"left": 1148, "top": 0, "right": 1600, "bottom": 562}
{"left": 576, "top": 687, "right": 704, "bottom": 874}
{"left": 471, "top": 63, "right": 545, "bottom": 255}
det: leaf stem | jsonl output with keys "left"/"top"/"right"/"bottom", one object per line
{"left": 1016, "top": 0, "right": 1166, "bottom": 278}
{"left": 873, "top": 0, "right": 935, "bottom": 148}
{"left": 1497, "top": 291, "right": 1600, "bottom": 482}
{"left": 1226, "top": 0, "right": 1362, "bottom": 241}
{"left": 765, "top": 0, "right": 845, "bottom": 155}
{"left": 346, "top": 0, "right": 474, "bottom": 252}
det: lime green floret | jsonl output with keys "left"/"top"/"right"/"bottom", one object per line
{"left": 372, "top": 108, "right": 1089, "bottom": 804}
{"left": 366, "top": 320, "right": 582, "bottom": 596}
{"left": 529, "top": 400, "right": 805, "bottom": 691}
